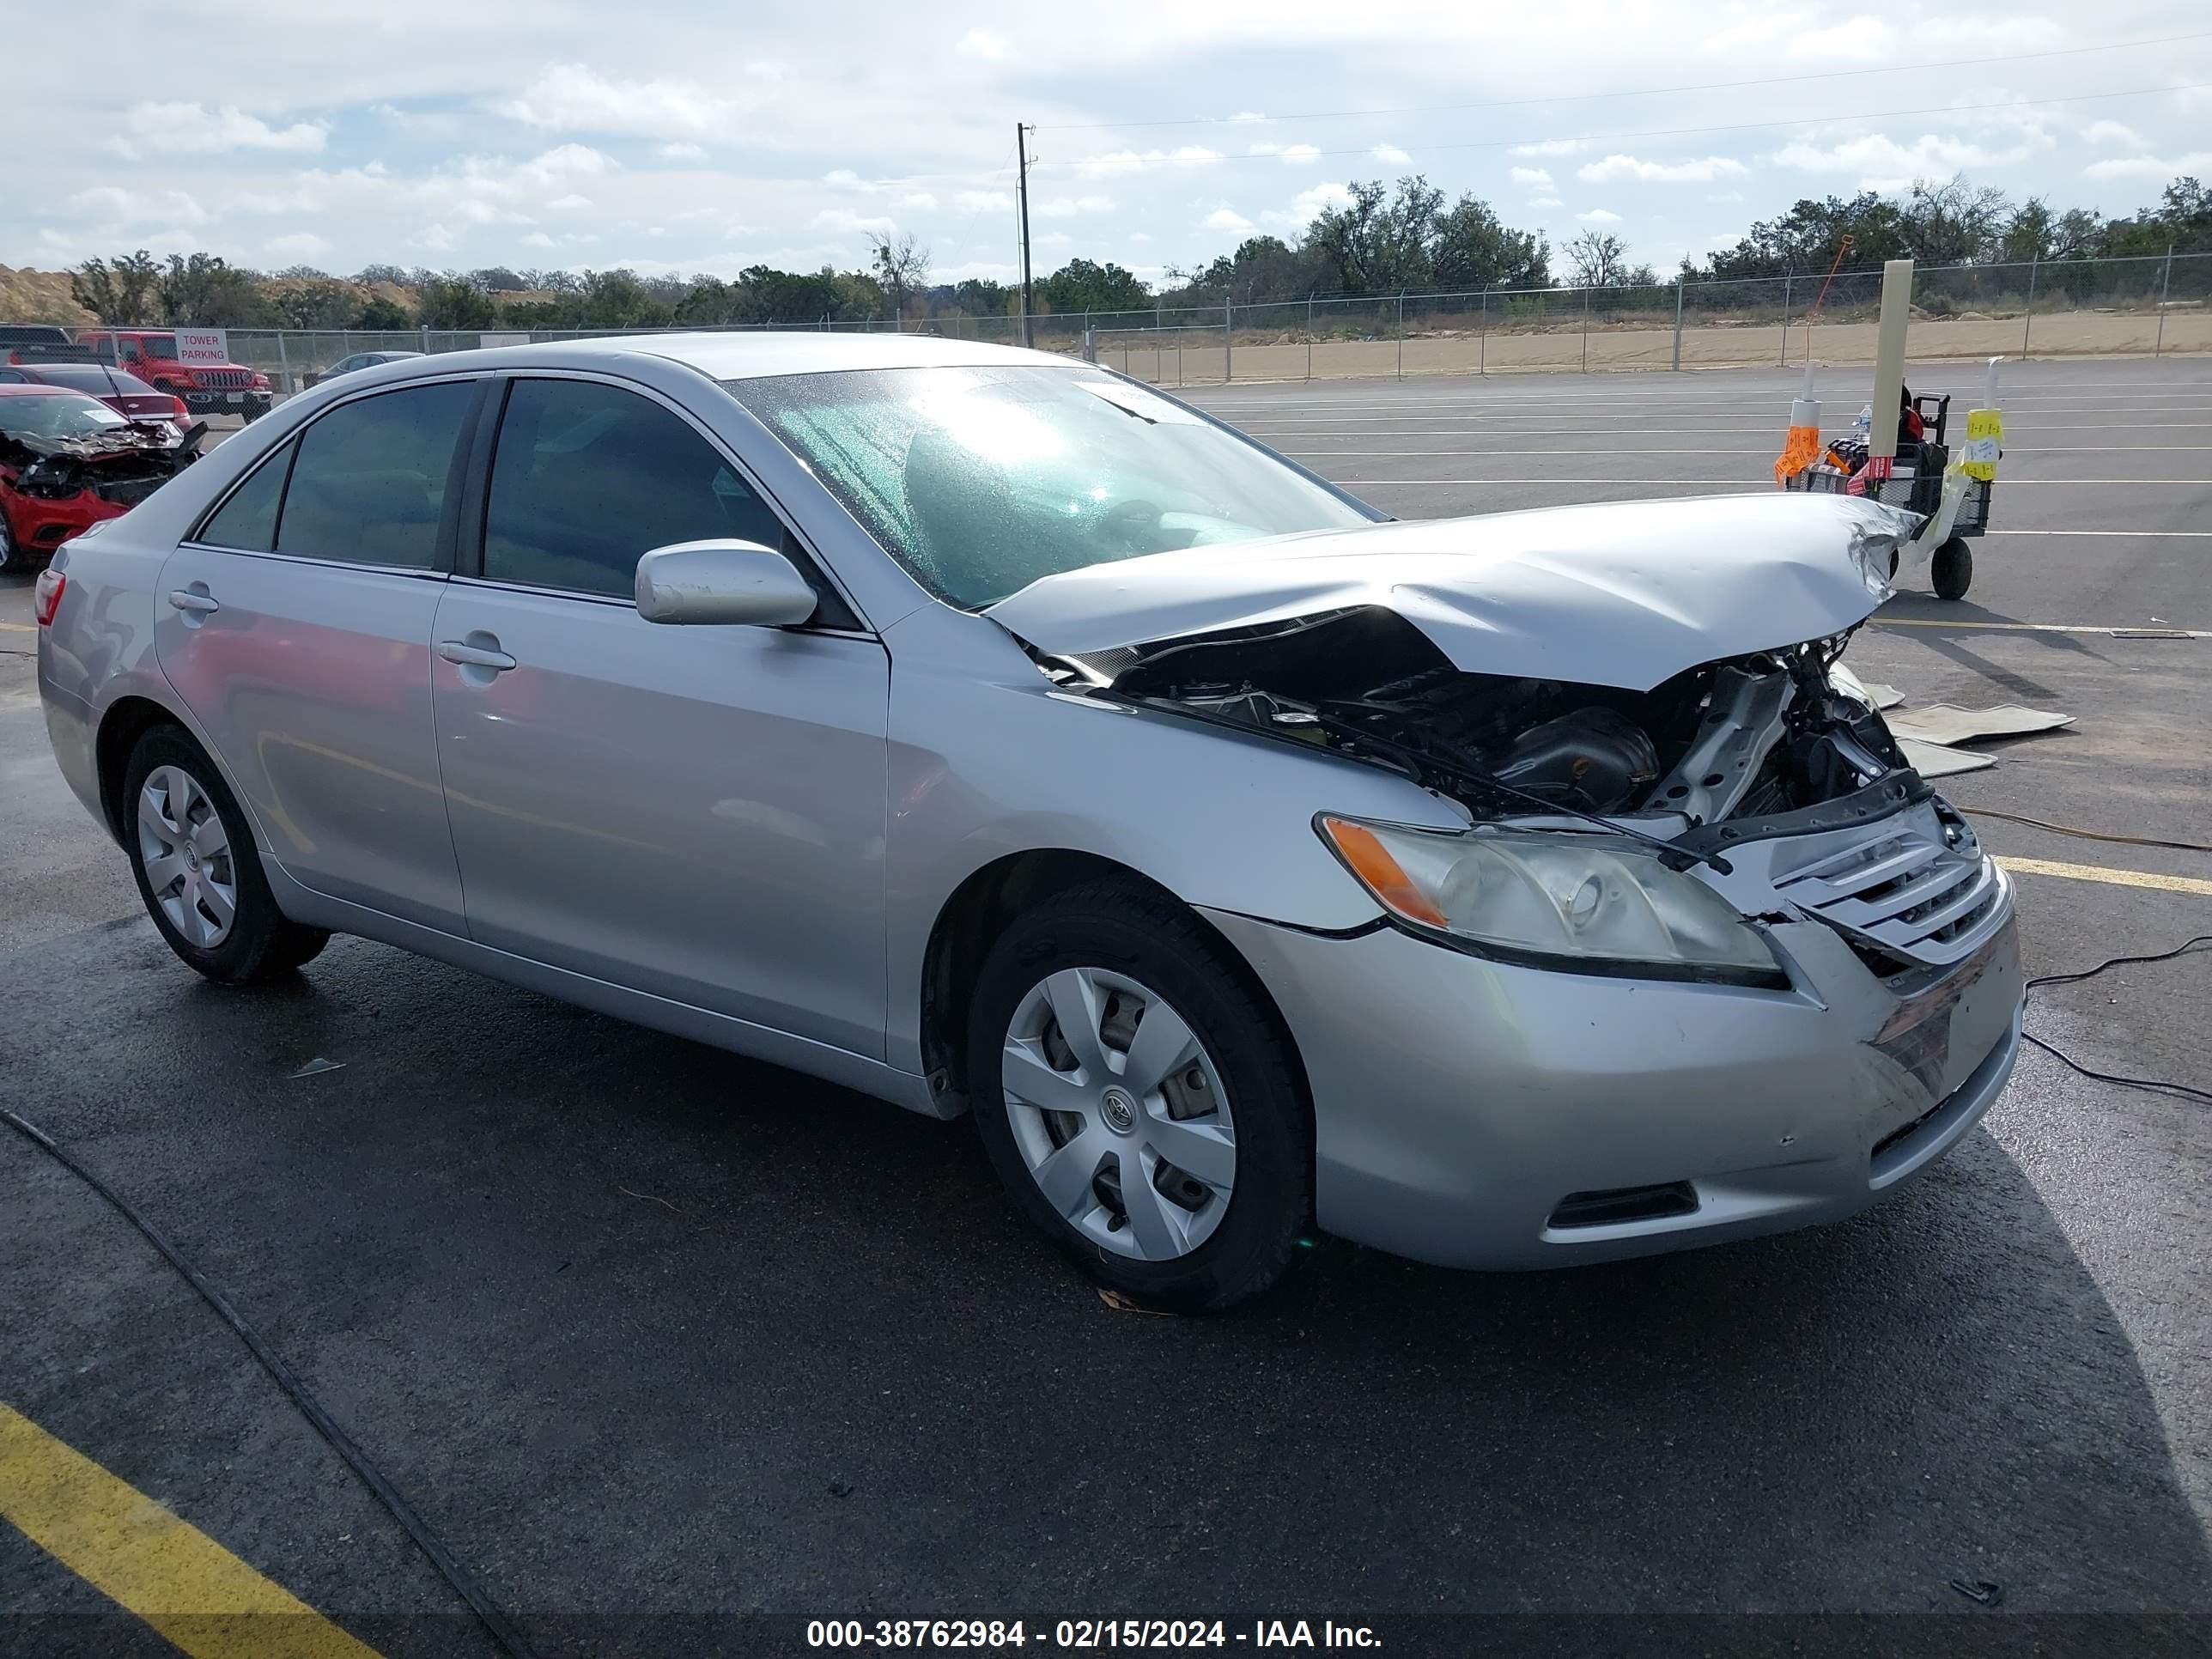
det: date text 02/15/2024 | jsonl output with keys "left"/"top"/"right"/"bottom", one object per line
{"left": 805, "top": 1620, "right": 1382, "bottom": 1649}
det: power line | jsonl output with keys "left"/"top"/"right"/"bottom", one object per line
{"left": 1033, "top": 29, "right": 2212, "bottom": 131}
{"left": 1025, "top": 81, "right": 2212, "bottom": 175}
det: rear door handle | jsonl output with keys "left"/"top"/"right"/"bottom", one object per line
{"left": 437, "top": 639, "right": 517, "bottom": 672}
{"left": 167, "top": 589, "right": 220, "bottom": 615}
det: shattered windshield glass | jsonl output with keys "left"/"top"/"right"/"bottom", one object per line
{"left": 726, "top": 365, "right": 1377, "bottom": 608}
{"left": 0, "top": 393, "right": 134, "bottom": 442}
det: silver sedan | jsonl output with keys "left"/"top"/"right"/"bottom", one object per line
{"left": 34, "top": 333, "right": 2021, "bottom": 1310}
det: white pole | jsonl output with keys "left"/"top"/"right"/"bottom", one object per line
{"left": 1869, "top": 258, "right": 1915, "bottom": 471}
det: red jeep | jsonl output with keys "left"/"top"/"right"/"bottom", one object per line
{"left": 72, "top": 329, "right": 272, "bottom": 422}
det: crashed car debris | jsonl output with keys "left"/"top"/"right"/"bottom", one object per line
{"left": 0, "top": 386, "right": 204, "bottom": 568}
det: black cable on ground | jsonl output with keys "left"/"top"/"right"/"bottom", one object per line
{"left": 2, "top": 1109, "right": 541, "bottom": 1659}
{"left": 2021, "top": 935, "right": 2212, "bottom": 1106}
{"left": 1963, "top": 806, "right": 2212, "bottom": 857}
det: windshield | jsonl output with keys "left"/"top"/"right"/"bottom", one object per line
{"left": 141, "top": 337, "right": 180, "bottom": 361}
{"left": 40, "top": 367, "right": 158, "bottom": 398}
{"left": 0, "top": 392, "right": 135, "bottom": 441}
{"left": 726, "top": 366, "right": 1377, "bottom": 608}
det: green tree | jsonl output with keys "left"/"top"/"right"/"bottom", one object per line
{"left": 269, "top": 276, "right": 362, "bottom": 329}
{"left": 1307, "top": 176, "right": 1443, "bottom": 294}
{"left": 157, "top": 253, "right": 282, "bottom": 326}
{"left": 1037, "top": 258, "right": 1152, "bottom": 314}
{"left": 1431, "top": 197, "right": 1549, "bottom": 290}
{"left": 867, "top": 232, "right": 932, "bottom": 320}
{"left": 355, "top": 294, "right": 414, "bottom": 329}
{"left": 70, "top": 251, "right": 163, "bottom": 324}
{"left": 1899, "top": 174, "right": 2013, "bottom": 265}
{"left": 414, "top": 274, "right": 496, "bottom": 330}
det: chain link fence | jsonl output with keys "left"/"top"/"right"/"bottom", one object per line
{"left": 51, "top": 251, "right": 2208, "bottom": 399}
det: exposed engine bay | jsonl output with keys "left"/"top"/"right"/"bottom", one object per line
{"left": 1042, "top": 605, "right": 1922, "bottom": 840}
{"left": 0, "top": 422, "right": 204, "bottom": 507}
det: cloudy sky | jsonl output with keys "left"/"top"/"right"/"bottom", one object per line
{"left": 6, "top": 1, "right": 2209, "bottom": 288}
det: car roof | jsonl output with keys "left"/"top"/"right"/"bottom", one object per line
{"left": 376, "top": 329, "right": 1066, "bottom": 385}
{"left": 0, "top": 383, "right": 101, "bottom": 398}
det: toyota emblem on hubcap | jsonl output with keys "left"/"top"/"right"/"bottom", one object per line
{"left": 1099, "top": 1087, "right": 1137, "bottom": 1134}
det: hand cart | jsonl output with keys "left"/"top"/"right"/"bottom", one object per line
{"left": 1783, "top": 389, "right": 1995, "bottom": 601}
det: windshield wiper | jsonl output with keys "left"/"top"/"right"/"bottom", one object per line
{"left": 1313, "top": 709, "right": 1735, "bottom": 875}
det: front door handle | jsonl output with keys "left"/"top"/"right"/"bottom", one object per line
{"left": 167, "top": 589, "right": 220, "bottom": 615}
{"left": 437, "top": 639, "right": 517, "bottom": 672}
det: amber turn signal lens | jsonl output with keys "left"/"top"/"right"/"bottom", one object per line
{"left": 1320, "top": 817, "right": 1447, "bottom": 927}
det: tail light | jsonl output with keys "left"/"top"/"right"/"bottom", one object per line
{"left": 170, "top": 394, "right": 190, "bottom": 422}
{"left": 33, "top": 567, "right": 66, "bottom": 626}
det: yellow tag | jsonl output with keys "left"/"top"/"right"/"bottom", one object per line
{"left": 1960, "top": 408, "right": 2002, "bottom": 482}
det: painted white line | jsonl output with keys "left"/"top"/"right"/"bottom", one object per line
{"left": 1237, "top": 422, "right": 2212, "bottom": 436}
{"left": 1283, "top": 447, "right": 2212, "bottom": 457}
{"left": 1344, "top": 476, "right": 2212, "bottom": 487}
{"left": 1982, "top": 528, "right": 2212, "bottom": 536}
{"left": 1874, "top": 618, "right": 2212, "bottom": 638}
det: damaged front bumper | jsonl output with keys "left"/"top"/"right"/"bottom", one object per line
{"left": 1199, "top": 837, "right": 2021, "bottom": 1270}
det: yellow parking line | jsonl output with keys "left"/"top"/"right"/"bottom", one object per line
{"left": 1875, "top": 619, "right": 2212, "bottom": 639}
{"left": 0, "top": 1401, "right": 381, "bottom": 1659}
{"left": 1998, "top": 856, "right": 2212, "bottom": 897}
{"left": 0, "top": 621, "right": 33, "bottom": 633}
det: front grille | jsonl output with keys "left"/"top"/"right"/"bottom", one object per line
{"left": 94, "top": 477, "right": 164, "bottom": 507}
{"left": 1773, "top": 822, "right": 2004, "bottom": 969}
{"left": 196, "top": 368, "right": 254, "bottom": 389}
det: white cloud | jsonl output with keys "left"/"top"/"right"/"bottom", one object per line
{"left": 1036, "top": 231, "right": 1073, "bottom": 249}
{"left": 70, "top": 186, "right": 211, "bottom": 227}
{"left": 658, "top": 142, "right": 707, "bottom": 162}
{"left": 1771, "top": 131, "right": 2042, "bottom": 189}
{"left": 2082, "top": 150, "right": 2212, "bottom": 180}
{"left": 899, "top": 191, "right": 939, "bottom": 210}
{"left": 1705, "top": 191, "right": 1745, "bottom": 204}
{"left": 1577, "top": 154, "right": 1747, "bottom": 185}
{"left": 264, "top": 232, "right": 331, "bottom": 261}
{"left": 1075, "top": 146, "right": 1221, "bottom": 178}
{"left": 114, "top": 102, "right": 326, "bottom": 159}
{"left": 1370, "top": 145, "right": 1411, "bottom": 165}
{"left": 1510, "top": 166, "right": 1553, "bottom": 188}
{"left": 823, "top": 168, "right": 876, "bottom": 191}
{"left": 1277, "top": 143, "right": 1321, "bottom": 165}
{"left": 1205, "top": 207, "right": 1255, "bottom": 233}
{"left": 811, "top": 208, "right": 896, "bottom": 234}
{"left": 1528, "top": 195, "right": 1564, "bottom": 209}
{"left": 1577, "top": 208, "right": 1623, "bottom": 222}
{"left": 1261, "top": 179, "right": 1356, "bottom": 230}
{"left": 2081, "top": 121, "right": 2148, "bottom": 149}
{"left": 523, "top": 232, "right": 556, "bottom": 248}
{"left": 1129, "top": 232, "right": 1153, "bottom": 243}
{"left": 499, "top": 64, "right": 734, "bottom": 139}
{"left": 953, "top": 189, "right": 1014, "bottom": 213}
{"left": 1037, "top": 195, "right": 1115, "bottom": 217}
{"left": 956, "top": 28, "right": 1010, "bottom": 59}
{"left": 1229, "top": 112, "right": 1268, "bottom": 124}
{"left": 1510, "top": 139, "right": 1587, "bottom": 158}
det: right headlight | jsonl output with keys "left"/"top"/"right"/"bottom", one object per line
{"left": 1318, "top": 815, "right": 1783, "bottom": 983}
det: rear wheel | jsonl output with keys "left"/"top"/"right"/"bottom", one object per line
{"left": 968, "top": 880, "right": 1310, "bottom": 1311}
{"left": 1931, "top": 537, "right": 1973, "bottom": 601}
{"left": 124, "top": 726, "right": 330, "bottom": 983}
{"left": 0, "top": 509, "right": 29, "bottom": 575}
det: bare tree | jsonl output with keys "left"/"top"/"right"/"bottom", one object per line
{"left": 1564, "top": 229, "right": 1628, "bottom": 289}
{"left": 867, "top": 232, "right": 932, "bottom": 322}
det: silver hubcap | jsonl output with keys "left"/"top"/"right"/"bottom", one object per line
{"left": 137, "top": 764, "right": 237, "bottom": 948}
{"left": 1001, "top": 967, "right": 1237, "bottom": 1261}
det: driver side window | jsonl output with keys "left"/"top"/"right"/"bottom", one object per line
{"left": 481, "top": 378, "right": 806, "bottom": 603}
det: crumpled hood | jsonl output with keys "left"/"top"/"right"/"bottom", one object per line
{"left": 986, "top": 491, "right": 1917, "bottom": 692}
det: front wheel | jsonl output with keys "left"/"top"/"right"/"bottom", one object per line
{"left": 124, "top": 726, "right": 331, "bottom": 983}
{"left": 1931, "top": 537, "right": 1973, "bottom": 601}
{"left": 0, "top": 510, "right": 27, "bottom": 575}
{"left": 968, "top": 879, "right": 1312, "bottom": 1311}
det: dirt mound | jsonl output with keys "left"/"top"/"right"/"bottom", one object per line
{"left": 0, "top": 266, "right": 93, "bottom": 325}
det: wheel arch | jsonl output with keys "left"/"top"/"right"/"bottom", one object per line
{"left": 94, "top": 694, "right": 189, "bottom": 846}
{"left": 917, "top": 848, "right": 1312, "bottom": 1121}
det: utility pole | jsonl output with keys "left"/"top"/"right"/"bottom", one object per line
{"left": 1016, "top": 122, "right": 1036, "bottom": 348}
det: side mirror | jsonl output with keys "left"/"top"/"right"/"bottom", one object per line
{"left": 635, "top": 539, "right": 819, "bottom": 627}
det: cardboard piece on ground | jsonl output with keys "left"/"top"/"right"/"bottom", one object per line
{"left": 1886, "top": 704, "right": 2075, "bottom": 746}
{"left": 1896, "top": 737, "right": 1996, "bottom": 778}
{"left": 1829, "top": 664, "right": 1904, "bottom": 711}
{"left": 1862, "top": 682, "right": 1904, "bottom": 710}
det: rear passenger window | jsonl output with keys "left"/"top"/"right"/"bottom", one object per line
{"left": 198, "top": 441, "right": 292, "bottom": 551}
{"left": 483, "top": 378, "right": 792, "bottom": 599}
{"left": 276, "top": 381, "right": 477, "bottom": 570}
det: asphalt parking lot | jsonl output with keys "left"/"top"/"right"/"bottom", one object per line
{"left": 3, "top": 356, "right": 2209, "bottom": 1656}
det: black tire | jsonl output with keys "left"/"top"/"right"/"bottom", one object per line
{"left": 122, "top": 726, "right": 331, "bottom": 983}
{"left": 0, "top": 509, "right": 29, "bottom": 576}
{"left": 1931, "top": 537, "right": 1973, "bottom": 601}
{"left": 967, "top": 878, "right": 1311, "bottom": 1312}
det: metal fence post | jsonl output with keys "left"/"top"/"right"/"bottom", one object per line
{"left": 420, "top": 324, "right": 431, "bottom": 355}
{"left": 2154, "top": 244, "right": 2173, "bottom": 356}
{"left": 1779, "top": 272, "right": 1792, "bottom": 367}
{"left": 1580, "top": 285, "right": 1590, "bottom": 374}
{"left": 2021, "top": 256, "right": 2038, "bottom": 359}
{"left": 1672, "top": 281, "right": 1685, "bottom": 371}
{"left": 1396, "top": 292, "right": 1405, "bottom": 380}
{"left": 1224, "top": 301, "right": 1233, "bottom": 382}
{"left": 1480, "top": 288, "right": 1488, "bottom": 376}
{"left": 274, "top": 331, "right": 292, "bottom": 397}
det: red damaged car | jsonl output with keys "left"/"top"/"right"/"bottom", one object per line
{"left": 0, "top": 362, "right": 194, "bottom": 432}
{"left": 0, "top": 385, "right": 201, "bottom": 573}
